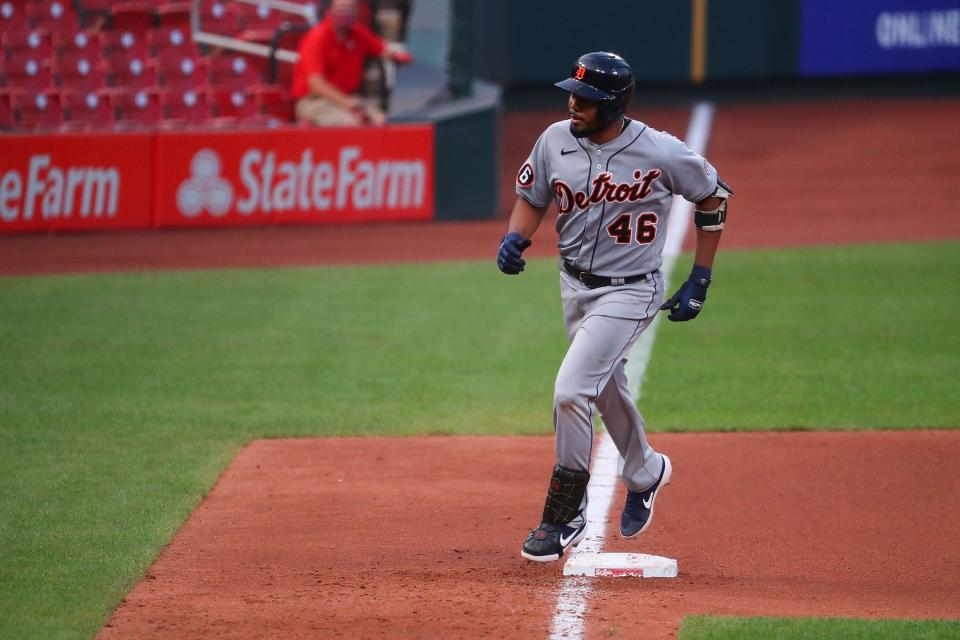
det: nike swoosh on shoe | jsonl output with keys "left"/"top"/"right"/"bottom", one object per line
{"left": 559, "top": 530, "right": 578, "bottom": 546}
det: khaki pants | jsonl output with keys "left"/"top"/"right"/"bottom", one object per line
{"left": 295, "top": 96, "right": 385, "bottom": 127}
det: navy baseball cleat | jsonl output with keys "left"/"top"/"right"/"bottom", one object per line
{"left": 619, "top": 454, "right": 672, "bottom": 538}
{"left": 521, "top": 513, "right": 586, "bottom": 562}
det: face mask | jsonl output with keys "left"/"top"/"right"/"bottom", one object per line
{"left": 331, "top": 11, "right": 356, "bottom": 30}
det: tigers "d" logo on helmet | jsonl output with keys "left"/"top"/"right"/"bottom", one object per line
{"left": 555, "top": 52, "right": 636, "bottom": 122}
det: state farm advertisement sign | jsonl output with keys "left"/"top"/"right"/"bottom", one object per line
{"left": 154, "top": 125, "right": 434, "bottom": 227}
{"left": 0, "top": 133, "right": 153, "bottom": 233}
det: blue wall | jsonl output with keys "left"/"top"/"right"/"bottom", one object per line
{"left": 800, "top": 1, "right": 960, "bottom": 76}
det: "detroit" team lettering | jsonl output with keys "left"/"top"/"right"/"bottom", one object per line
{"left": 554, "top": 168, "right": 661, "bottom": 215}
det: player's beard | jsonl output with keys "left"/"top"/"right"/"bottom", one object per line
{"left": 569, "top": 118, "right": 605, "bottom": 139}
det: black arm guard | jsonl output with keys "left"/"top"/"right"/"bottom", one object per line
{"left": 694, "top": 177, "right": 733, "bottom": 231}
{"left": 542, "top": 464, "right": 590, "bottom": 524}
{"left": 694, "top": 206, "right": 726, "bottom": 230}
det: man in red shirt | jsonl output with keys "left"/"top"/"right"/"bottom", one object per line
{"left": 292, "top": 0, "right": 412, "bottom": 126}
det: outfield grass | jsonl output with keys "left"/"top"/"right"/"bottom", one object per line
{"left": 643, "top": 241, "right": 960, "bottom": 430}
{"left": 0, "top": 241, "right": 957, "bottom": 638}
{"left": 679, "top": 615, "right": 960, "bottom": 640}
{"left": 0, "top": 260, "right": 567, "bottom": 638}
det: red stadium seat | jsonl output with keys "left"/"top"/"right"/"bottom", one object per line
{"left": 242, "top": 2, "right": 289, "bottom": 30}
{"left": 199, "top": 0, "right": 241, "bottom": 35}
{"left": 110, "top": 2, "right": 156, "bottom": 34}
{"left": 57, "top": 51, "right": 107, "bottom": 90}
{"left": 210, "top": 87, "right": 256, "bottom": 119}
{"left": 251, "top": 84, "right": 291, "bottom": 121}
{"left": 76, "top": 0, "right": 112, "bottom": 29}
{"left": 121, "top": 0, "right": 164, "bottom": 7}
{"left": 208, "top": 54, "right": 262, "bottom": 89}
{"left": 107, "top": 52, "right": 158, "bottom": 90}
{"left": 61, "top": 88, "right": 115, "bottom": 128}
{"left": 27, "top": 0, "right": 81, "bottom": 34}
{"left": 77, "top": 0, "right": 111, "bottom": 14}
{"left": 0, "top": 0, "right": 29, "bottom": 32}
{"left": 147, "top": 26, "right": 197, "bottom": 55}
{"left": 237, "top": 2, "right": 289, "bottom": 43}
{"left": 101, "top": 29, "right": 149, "bottom": 58}
{"left": 2, "top": 54, "right": 54, "bottom": 91}
{"left": 12, "top": 90, "right": 64, "bottom": 130}
{"left": 112, "top": 87, "right": 161, "bottom": 126}
{"left": 156, "top": 1, "right": 190, "bottom": 29}
{"left": 155, "top": 52, "right": 205, "bottom": 89}
{"left": 0, "top": 91, "right": 15, "bottom": 128}
{"left": 237, "top": 113, "right": 286, "bottom": 129}
{"left": 240, "top": 54, "right": 271, "bottom": 83}
{"left": 248, "top": 84, "right": 293, "bottom": 110}
{"left": 161, "top": 87, "right": 211, "bottom": 124}
{"left": 55, "top": 30, "right": 99, "bottom": 55}
{"left": 2, "top": 30, "right": 55, "bottom": 59}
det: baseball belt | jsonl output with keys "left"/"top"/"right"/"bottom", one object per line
{"left": 562, "top": 261, "right": 653, "bottom": 289}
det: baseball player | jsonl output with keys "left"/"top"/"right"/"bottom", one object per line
{"left": 498, "top": 52, "right": 732, "bottom": 562}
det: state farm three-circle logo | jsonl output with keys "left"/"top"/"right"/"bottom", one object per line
{"left": 176, "top": 149, "right": 233, "bottom": 217}
{"left": 517, "top": 162, "right": 534, "bottom": 188}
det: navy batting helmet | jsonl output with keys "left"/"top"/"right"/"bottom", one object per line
{"left": 555, "top": 52, "right": 635, "bottom": 121}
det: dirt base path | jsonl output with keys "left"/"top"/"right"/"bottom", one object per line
{"left": 99, "top": 436, "right": 562, "bottom": 639}
{"left": 0, "top": 221, "right": 535, "bottom": 277}
{"left": 594, "top": 430, "right": 960, "bottom": 638}
{"left": 99, "top": 431, "right": 960, "bottom": 639}
{"left": 702, "top": 98, "right": 960, "bottom": 250}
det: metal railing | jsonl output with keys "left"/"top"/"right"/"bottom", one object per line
{"left": 190, "top": 0, "right": 317, "bottom": 65}
{"left": 267, "top": 22, "right": 311, "bottom": 82}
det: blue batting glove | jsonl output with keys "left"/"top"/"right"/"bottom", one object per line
{"left": 660, "top": 265, "right": 711, "bottom": 322}
{"left": 497, "top": 232, "right": 532, "bottom": 275}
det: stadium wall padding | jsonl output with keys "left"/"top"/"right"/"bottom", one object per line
{"left": 472, "top": 0, "right": 960, "bottom": 85}
{"left": 706, "top": 0, "right": 802, "bottom": 80}
{"left": 0, "top": 123, "right": 502, "bottom": 234}
{"left": 432, "top": 98, "right": 500, "bottom": 222}
{"left": 394, "top": 78, "right": 502, "bottom": 222}
{"left": 474, "top": 0, "right": 692, "bottom": 85}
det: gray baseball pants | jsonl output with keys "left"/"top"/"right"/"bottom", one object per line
{"left": 554, "top": 268, "right": 666, "bottom": 493}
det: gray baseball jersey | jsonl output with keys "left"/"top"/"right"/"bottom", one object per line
{"left": 515, "top": 118, "right": 718, "bottom": 277}
{"left": 513, "top": 117, "right": 723, "bottom": 498}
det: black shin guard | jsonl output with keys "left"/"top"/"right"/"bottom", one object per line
{"left": 542, "top": 464, "right": 590, "bottom": 524}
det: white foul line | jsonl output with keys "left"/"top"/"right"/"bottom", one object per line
{"left": 548, "top": 102, "right": 716, "bottom": 640}
{"left": 626, "top": 102, "right": 715, "bottom": 400}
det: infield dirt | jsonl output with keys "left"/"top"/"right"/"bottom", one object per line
{"left": 97, "top": 431, "right": 960, "bottom": 639}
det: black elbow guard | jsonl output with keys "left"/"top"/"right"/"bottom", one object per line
{"left": 695, "top": 177, "right": 732, "bottom": 231}
{"left": 694, "top": 206, "right": 726, "bottom": 231}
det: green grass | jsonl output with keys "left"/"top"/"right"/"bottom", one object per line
{"left": 0, "top": 261, "right": 569, "bottom": 639}
{"left": 679, "top": 615, "right": 960, "bottom": 639}
{"left": 0, "top": 241, "right": 957, "bottom": 638}
{"left": 642, "top": 241, "right": 960, "bottom": 430}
